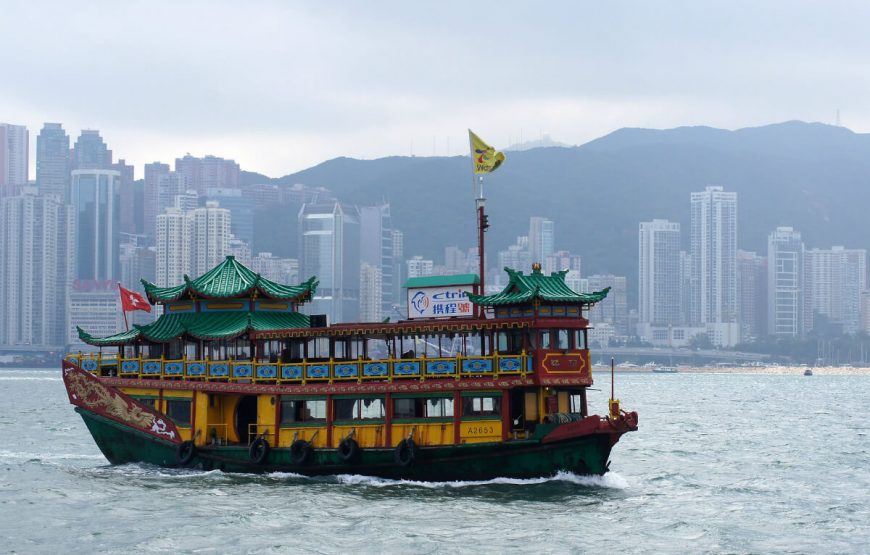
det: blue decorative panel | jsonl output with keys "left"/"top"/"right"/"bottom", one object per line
{"left": 81, "top": 360, "right": 98, "bottom": 372}
{"left": 256, "top": 365, "right": 277, "bottom": 379}
{"left": 499, "top": 357, "right": 522, "bottom": 372}
{"left": 281, "top": 365, "right": 303, "bottom": 379}
{"left": 164, "top": 362, "right": 183, "bottom": 375}
{"left": 462, "top": 358, "right": 493, "bottom": 373}
{"left": 209, "top": 363, "right": 229, "bottom": 377}
{"left": 233, "top": 364, "right": 253, "bottom": 378}
{"left": 121, "top": 360, "right": 140, "bottom": 374}
{"left": 394, "top": 361, "right": 420, "bottom": 375}
{"left": 334, "top": 364, "right": 358, "bottom": 378}
{"left": 363, "top": 362, "right": 388, "bottom": 376}
{"left": 426, "top": 360, "right": 456, "bottom": 375}
{"left": 307, "top": 364, "right": 329, "bottom": 379}
{"left": 187, "top": 362, "right": 206, "bottom": 376}
{"left": 142, "top": 361, "right": 162, "bottom": 375}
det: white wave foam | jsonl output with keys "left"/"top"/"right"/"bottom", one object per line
{"left": 0, "top": 449, "right": 105, "bottom": 461}
{"left": 0, "top": 376, "right": 62, "bottom": 381}
{"left": 333, "top": 470, "right": 629, "bottom": 489}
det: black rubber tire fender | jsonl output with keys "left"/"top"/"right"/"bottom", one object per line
{"left": 176, "top": 440, "right": 196, "bottom": 466}
{"left": 249, "top": 437, "right": 270, "bottom": 465}
{"left": 289, "top": 439, "right": 313, "bottom": 466}
{"left": 337, "top": 438, "right": 360, "bottom": 463}
{"left": 394, "top": 438, "right": 417, "bottom": 467}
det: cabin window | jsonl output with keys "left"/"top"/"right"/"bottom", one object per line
{"left": 399, "top": 335, "right": 417, "bottom": 359}
{"left": 462, "top": 396, "right": 502, "bottom": 417}
{"left": 556, "top": 330, "right": 570, "bottom": 350}
{"left": 540, "top": 331, "right": 552, "bottom": 350}
{"left": 574, "top": 330, "right": 587, "bottom": 350}
{"left": 427, "top": 397, "right": 454, "bottom": 417}
{"left": 332, "top": 339, "right": 346, "bottom": 360}
{"left": 166, "top": 399, "right": 191, "bottom": 427}
{"left": 393, "top": 397, "right": 455, "bottom": 419}
{"left": 334, "top": 398, "right": 385, "bottom": 421}
{"left": 307, "top": 337, "right": 329, "bottom": 360}
{"left": 367, "top": 338, "right": 391, "bottom": 360}
{"left": 280, "top": 399, "right": 326, "bottom": 424}
{"left": 570, "top": 394, "right": 583, "bottom": 414}
{"left": 496, "top": 330, "right": 524, "bottom": 354}
{"left": 133, "top": 396, "right": 156, "bottom": 409}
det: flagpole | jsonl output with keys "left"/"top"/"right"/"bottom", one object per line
{"left": 476, "top": 176, "right": 487, "bottom": 318}
{"left": 118, "top": 283, "right": 129, "bottom": 331}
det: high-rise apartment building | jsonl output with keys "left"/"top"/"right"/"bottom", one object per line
{"left": 805, "top": 246, "right": 867, "bottom": 334}
{"left": 767, "top": 226, "right": 804, "bottom": 337}
{"left": 144, "top": 162, "right": 170, "bottom": 241}
{"left": 155, "top": 202, "right": 233, "bottom": 286}
{"left": 736, "top": 250, "right": 767, "bottom": 341}
{"left": 359, "top": 262, "right": 384, "bottom": 322}
{"left": 0, "top": 123, "right": 29, "bottom": 194}
{"left": 72, "top": 130, "right": 112, "bottom": 170}
{"left": 638, "top": 219, "right": 681, "bottom": 326}
{"left": 406, "top": 256, "right": 434, "bottom": 279}
{"left": 586, "top": 274, "right": 629, "bottom": 334}
{"left": 0, "top": 189, "right": 74, "bottom": 347}
{"left": 155, "top": 208, "right": 191, "bottom": 287}
{"left": 360, "top": 204, "right": 398, "bottom": 319}
{"left": 299, "top": 203, "right": 360, "bottom": 324}
{"left": 112, "top": 159, "right": 136, "bottom": 234}
{"left": 690, "top": 186, "right": 738, "bottom": 326}
{"left": 175, "top": 154, "right": 240, "bottom": 196}
{"left": 207, "top": 188, "right": 254, "bottom": 246}
{"left": 72, "top": 170, "right": 121, "bottom": 281}
{"left": 35, "top": 123, "right": 70, "bottom": 202}
{"left": 189, "top": 201, "right": 232, "bottom": 277}
{"left": 528, "top": 217, "right": 555, "bottom": 263}
{"left": 543, "top": 250, "right": 581, "bottom": 276}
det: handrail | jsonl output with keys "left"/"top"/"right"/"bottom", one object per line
{"left": 64, "top": 351, "right": 535, "bottom": 383}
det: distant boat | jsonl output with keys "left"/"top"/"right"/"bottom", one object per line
{"left": 653, "top": 366, "right": 678, "bottom": 373}
{"left": 804, "top": 368, "right": 813, "bottom": 376}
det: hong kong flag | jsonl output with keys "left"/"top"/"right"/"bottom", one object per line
{"left": 119, "top": 285, "right": 152, "bottom": 313}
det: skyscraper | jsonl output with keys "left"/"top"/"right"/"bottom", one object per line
{"left": 805, "top": 246, "right": 867, "bottom": 334}
{"left": 188, "top": 201, "right": 232, "bottom": 277}
{"left": 112, "top": 159, "right": 136, "bottom": 234}
{"left": 767, "top": 226, "right": 804, "bottom": 337}
{"left": 736, "top": 250, "right": 767, "bottom": 341}
{"left": 175, "top": 154, "right": 240, "bottom": 196}
{"left": 0, "top": 123, "right": 29, "bottom": 194}
{"left": 155, "top": 208, "right": 191, "bottom": 287}
{"left": 359, "top": 204, "right": 397, "bottom": 319}
{"left": 299, "top": 203, "right": 360, "bottom": 324}
{"left": 638, "top": 219, "right": 681, "bottom": 326}
{"left": 144, "top": 162, "right": 170, "bottom": 241}
{"left": 206, "top": 188, "right": 254, "bottom": 246}
{"left": 528, "top": 217, "right": 555, "bottom": 263}
{"left": 0, "top": 189, "right": 74, "bottom": 347}
{"left": 72, "top": 130, "right": 112, "bottom": 170}
{"left": 690, "top": 186, "right": 738, "bottom": 327}
{"left": 36, "top": 123, "right": 70, "bottom": 202}
{"left": 72, "top": 170, "right": 122, "bottom": 281}
{"left": 586, "top": 274, "right": 629, "bottom": 334}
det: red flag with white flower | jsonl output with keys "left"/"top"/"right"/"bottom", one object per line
{"left": 119, "top": 285, "right": 152, "bottom": 313}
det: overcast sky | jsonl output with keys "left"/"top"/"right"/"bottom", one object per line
{"left": 3, "top": 1, "right": 870, "bottom": 177}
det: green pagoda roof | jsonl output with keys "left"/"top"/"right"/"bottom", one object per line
{"left": 77, "top": 311, "right": 311, "bottom": 346}
{"left": 466, "top": 267, "right": 610, "bottom": 307}
{"left": 141, "top": 256, "right": 318, "bottom": 304}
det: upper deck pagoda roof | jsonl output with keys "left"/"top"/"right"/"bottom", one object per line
{"left": 141, "top": 255, "right": 318, "bottom": 304}
{"left": 466, "top": 266, "right": 610, "bottom": 306}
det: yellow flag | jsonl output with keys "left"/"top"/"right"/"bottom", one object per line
{"left": 469, "top": 130, "right": 505, "bottom": 174}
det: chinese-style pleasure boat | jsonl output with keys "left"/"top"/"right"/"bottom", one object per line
{"left": 63, "top": 255, "right": 637, "bottom": 481}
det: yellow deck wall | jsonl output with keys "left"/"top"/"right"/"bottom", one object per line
{"left": 391, "top": 422, "right": 454, "bottom": 447}
{"left": 459, "top": 420, "right": 502, "bottom": 444}
{"left": 332, "top": 424, "right": 386, "bottom": 448}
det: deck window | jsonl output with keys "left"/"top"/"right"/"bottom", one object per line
{"left": 280, "top": 399, "right": 326, "bottom": 424}
{"left": 574, "top": 330, "right": 587, "bottom": 350}
{"left": 393, "top": 397, "right": 454, "bottom": 419}
{"left": 462, "top": 396, "right": 502, "bottom": 417}
{"left": 334, "top": 398, "right": 385, "bottom": 421}
{"left": 556, "top": 330, "right": 570, "bottom": 350}
{"left": 166, "top": 399, "right": 191, "bottom": 427}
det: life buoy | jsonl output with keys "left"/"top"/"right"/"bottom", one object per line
{"left": 394, "top": 438, "right": 417, "bottom": 467}
{"left": 249, "top": 437, "right": 270, "bottom": 465}
{"left": 290, "top": 439, "right": 313, "bottom": 466}
{"left": 337, "top": 438, "right": 360, "bottom": 463}
{"left": 176, "top": 440, "right": 196, "bottom": 466}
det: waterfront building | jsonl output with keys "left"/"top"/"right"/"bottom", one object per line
{"left": 155, "top": 208, "right": 191, "bottom": 287}
{"left": 767, "top": 226, "right": 805, "bottom": 337}
{"left": 0, "top": 189, "right": 74, "bottom": 348}
{"left": 406, "top": 256, "right": 434, "bottom": 279}
{"left": 638, "top": 219, "right": 681, "bottom": 327}
{"left": 72, "top": 169, "right": 122, "bottom": 281}
{"left": 736, "top": 250, "right": 767, "bottom": 341}
{"left": 543, "top": 250, "right": 582, "bottom": 276}
{"left": 805, "top": 246, "right": 867, "bottom": 334}
{"left": 175, "top": 154, "right": 240, "bottom": 196}
{"left": 250, "top": 252, "right": 299, "bottom": 285}
{"left": 690, "top": 186, "right": 738, "bottom": 327}
{"left": 188, "top": 201, "right": 232, "bottom": 277}
{"left": 359, "top": 262, "right": 384, "bottom": 322}
{"left": 207, "top": 188, "right": 255, "bottom": 248}
{"left": 298, "top": 202, "right": 360, "bottom": 324}
{"left": 112, "top": 159, "right": 136, "bottom": 234}
{"left": 498, "top": 236, "right": 531, "bottom": 274}
{"left": 67, "top": 286, "right": 124, "bottom": 348}
{"left": 35, "top": 123, "right": 70, "bottom": 202}
{"left": 528, "top": 217, "right": 555, "bottom": 264}
{"left": 227, "top": 237, "right": 252, "bottom": 266}
{"left": 143, "top": 162, "right": 170, "bottom": 241}
{"left": 0, "top": 123, "right": 29, "bottom": 194}
{"left": 72, "top": 130, "right": 112, "bottom": 170}
{"left": 586, "top": 274, "right": 628, "bottom": 334}
{"left": 360, "top": 204, "right": 398, "bottom": 319}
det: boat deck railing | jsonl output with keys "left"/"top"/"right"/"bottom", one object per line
{"left": 64, "top": 352, "right": 532, "bottom": 383}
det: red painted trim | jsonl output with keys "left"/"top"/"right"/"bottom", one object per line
{"left": 453, "top": 390, "right": 461, "bottom": 445}
{"left": 190, "top": 391, "right": 197, "bottom": 438}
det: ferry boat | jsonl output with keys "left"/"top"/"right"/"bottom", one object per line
{"left": 62, "top": 256, "right": 637, "bottom": 480}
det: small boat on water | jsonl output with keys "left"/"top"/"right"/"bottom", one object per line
{"left": 652, "top": 366, "right": 678, "bottom": 373}
{"left": 804, "top": 368, "right": 813, "bottom": 376}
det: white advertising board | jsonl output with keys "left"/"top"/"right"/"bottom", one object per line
{"left": 406, "top": 285, "right": 474, "bottom": 319}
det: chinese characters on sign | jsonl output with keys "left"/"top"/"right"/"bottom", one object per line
{"left": 407, "top": 286, "right": 474, "bottom": 319}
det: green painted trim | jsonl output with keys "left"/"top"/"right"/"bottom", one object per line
{"left": 392, "top": 417, "right": 454, "bottom": 424}
{"left": 333, "top": 419, "right": 386, "bottom": 426}
{"left": 391, "top": 392, "right": 454, "bottom": 399}
{"left": 279, "top": 421, "right": 325, "bottom": 428}
{"left": 129, "top": 394, "right": 160, "bottom": 400}
{"left": 460, "top": 390, "right": 501, "bottom": 398}
{"left": 278, "top": 395, "right": 327, "bottom": 401}
{"left": 460, "top": 416, "right": 502, "bottom": 421}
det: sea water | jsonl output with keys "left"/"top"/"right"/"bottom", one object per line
{"left": 1, "top": 368, "right": 867, "bottom": 554}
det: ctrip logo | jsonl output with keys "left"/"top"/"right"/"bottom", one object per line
{"left": 411, "top": 291, "right": 430, "bottom": 315}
